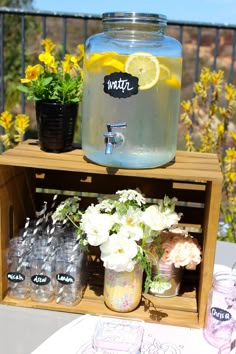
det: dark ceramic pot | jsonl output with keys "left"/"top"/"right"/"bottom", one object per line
{"left": 35, "top": 101, "right": 78, "bottom": 153}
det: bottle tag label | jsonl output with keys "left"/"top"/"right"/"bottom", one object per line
{"left": 211, "top": 307, "right": 231, "bottom": 321}
{"left": 56, "top": 273, "right": 75, "bottom": 285}
{"left": 103, "top": 72, "right": 139, "bottom": 98}
{"left": 7, "top": 272, "right": 25, "bottom": 283}
{"left": 31, "top": 274, "right": 51, "bottom": 286}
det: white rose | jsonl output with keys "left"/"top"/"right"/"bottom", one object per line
{"left": 143, "top": 205, "right": 180, "bottom": 231}
{"left": 81, "top": 206, "right": 114, "bottom": 246}
{"left": 100, "top": 233, "right": 138, "bottom": 272}
{"left": 115, "top": 207, "right": 144, "bottom": 241}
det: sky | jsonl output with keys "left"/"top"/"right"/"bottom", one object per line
{"left": 34, "top": 0, "right": 236, "bottom": 25}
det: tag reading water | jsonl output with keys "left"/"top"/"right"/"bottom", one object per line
{"left": 103, "top": 72, "right": 139, "bottom": 98}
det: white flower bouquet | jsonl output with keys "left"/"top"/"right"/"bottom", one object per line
{"left": 53, "top": 189, "right": 181, "bottom": 292}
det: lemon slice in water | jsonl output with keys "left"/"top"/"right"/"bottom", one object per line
{"left": 166, "top": 74, "right": 181, "bottom": 89}
{"left": 86, "top": 52, "right": 125, "bottom": 72}
{"left": 159, "top": 64, "right": 171, "bottom": 80}
{"left": 124, "top": 52, "right": 160, "bottom": 90}
{"left": 158, "top": 63, "right": 181, "bottom": 88}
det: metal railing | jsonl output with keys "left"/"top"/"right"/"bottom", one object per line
{"left": 0, "top": 7, "right": 236, "bottom": 113}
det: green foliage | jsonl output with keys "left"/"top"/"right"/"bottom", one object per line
{"left": 1, "top": 0, "right": 39, "bottom": 110}
{"left": 0, "top": 0, "right": 34, "bottom": 8}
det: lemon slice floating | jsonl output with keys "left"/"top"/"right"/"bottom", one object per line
{"left": 102, "top": 57, "right": 124, "bottom": 71}
{"left": 166, "top": 74, "right": 181, "bottom": 89}
{"left": 159, "top": 62, "right": 181, "bottom": 88}
{"left": 125, "top": 52, "right": 160, "bottom": 90}
{"left": 86, "top": 52, "right": 125, "bottom": 72}
{"left": 159, "top": 64, "right": 171, "bottom": 80}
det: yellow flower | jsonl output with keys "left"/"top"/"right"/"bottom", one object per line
{"left": 0, "top": 111, "right": 13, "bottom": 130}
{"left": 184, "top": 133, "right": 195, "bottom": 151}
{"left": 41, "top": 38, "right": 55, "bottom": 53}
{"left": 0, "top": 111, "right": 30, "bottom": 149}
{"left": 62, "top": 54, "right": 81, "bottom": 73}
{"left": 225, "top": 83, "right": 236, "bottom": 101}
{"left": 210, "top": 70, "right": 224, "bottom": 86}
{"left": 21, "top": 64, "right": 43, "bottom": 83}
{"left": 39, "top": 52, "right": 57, "bottom": 71}
{"left": 181, "top": 100, "right": 192, "bottom": 113}
{"left": 230, "top": 131, "right": 236, "bottom": 142}
{"left": 194, "top": 82, "right": 207, "bottom": 99}
{"left": 219, "top": 107, "right": 227, "bottom": 118}
{"left": 77, "top": 44, "right": 84, "bottom": 62}
{"left": 225, "top": 171, "right": 236, "bottom": 184}
{"left": 225, "top": 147, "right": 236, "bottom": 161}
{"left": 62, "top": 54, "right": 72, "bottom": 73}
{"left": 217, "top": 122, "right": 225, "bottom": 136}
{"left": 15, "top": 114, "right": 30, "bottom": 133}
{"left": 209, "top": 103, "right": 218, "bottom": 116}
{"left": 199, "top": 67, "right": 211, "bottom": 87}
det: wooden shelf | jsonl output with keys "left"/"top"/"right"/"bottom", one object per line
{"left": 0, "top": 139, "right": 221, "bottom": 181}
{"left": 0, "top": 140, "right": 223, "bottom": 328}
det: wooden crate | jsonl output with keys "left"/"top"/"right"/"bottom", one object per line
{"left": 0, "top": 140, "right": 223, "bottom": 328}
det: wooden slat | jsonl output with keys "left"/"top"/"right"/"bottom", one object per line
{"left": 198, "top": 179, "right": 223, "bottom": 326}
{"left": 0, "top": 140, "right": 222, "bottom": 182}
{"left": 2, "top": 291, "right": 199, "bottom": 328}
{"left": 34, "top": 170, "right": 207, "bottom": 203}
{"left": 0, "top": 166, "right": 35, "bottom": 300}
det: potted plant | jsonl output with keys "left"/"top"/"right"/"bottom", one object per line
{"left": 17, "top": 38, "right": 84, "bottom": 153}
{"left": 52, "top": 189, "right": 181, "bottom": 312}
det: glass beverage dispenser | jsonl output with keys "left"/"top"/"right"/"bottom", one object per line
{"left": 82, "top": 12, "right": 182, "bottom": 168}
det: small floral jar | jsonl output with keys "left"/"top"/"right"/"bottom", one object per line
{"left": 103, "top": 263, "right": 143, "bottom": 312}
{"left": 149, "top": 261, "right": 183, "bottom": 297}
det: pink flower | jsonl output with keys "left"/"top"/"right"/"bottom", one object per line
{"left": 159, "top": 230, "right": 201, "bottom": 269}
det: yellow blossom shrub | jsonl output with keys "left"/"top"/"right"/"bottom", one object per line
{"left": 0, "top": 111, "right": 29, "bottom": 152}
{"left": 180, "top": 67, "right": 236, "bottom": 242}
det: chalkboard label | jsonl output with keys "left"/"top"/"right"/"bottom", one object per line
{"left": 56, "top": 273, "right": 75, "bottom": 285}
{"left": 103, "top": 72, "right": 139, "bottom": 98}
{"left": 211, "top": 307, "right": 231, "bottom": 321}
{"left": 31, "top": 274, "right": 51, "bottom": 286}
{"left": 7, "top": 272, "right": 25, "bottom": 283}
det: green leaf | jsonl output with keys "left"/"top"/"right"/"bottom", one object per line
{"left": 42, "top": 77, "right": 53, "bottom": 86}
{"left": 17, "top": 84, "right": 29, "bottom": 93}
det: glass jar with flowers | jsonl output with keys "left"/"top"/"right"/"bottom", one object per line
{"left": 52, "top": 189, "right": 181, "bottom": 313}
{"left": 149, "top": 228, "right": 202, "bottom": 297}
{"left": 17, "top": 38, "right": 84, "bottom": 153}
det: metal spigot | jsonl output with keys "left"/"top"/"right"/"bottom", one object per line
{"left": 104, "top": 122, "right": 127, "bottom": 155}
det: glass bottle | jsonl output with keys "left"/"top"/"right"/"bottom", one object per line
{"left": 82, "top": 12, "right": 182, "bottom": 169}
{"left": 55, "top": 241, "right": 87, "bottom": 306}
{"left": 204, "top": 271, "right": 236, "bottom": 348}
{"left": 30, "top": 238, "right": 56, "bottom": 302}
{"left": 7, "top": 237, "right": 31, "bottom": 299}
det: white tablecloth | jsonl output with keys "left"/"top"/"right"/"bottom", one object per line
{"left": 31, "top": 314, "right": 218, "bottom": 354}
